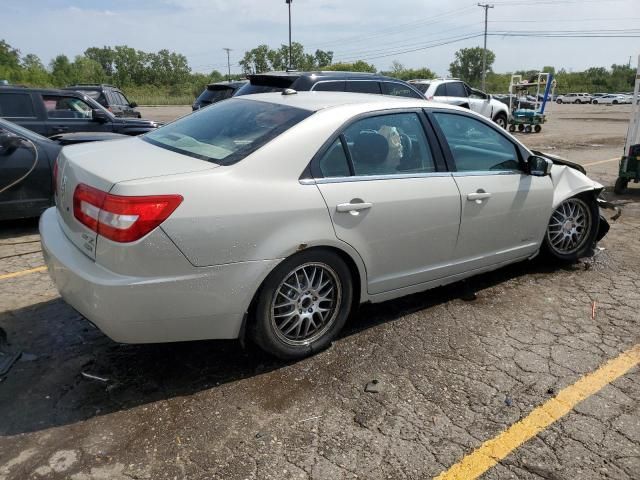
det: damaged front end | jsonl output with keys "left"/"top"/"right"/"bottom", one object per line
{"left": 536, "top": 149, "right": 618, "bottom": 252}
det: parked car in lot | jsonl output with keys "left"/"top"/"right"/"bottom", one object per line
{"left": 592, "top": 94, "right": 628, "bottom": 105}
{"left": 0, "top": 86, "right": 159, "bottom": 137}
{"left": 64, "top": 84, "right": 141, "bottom": 118}
{"left": 555, "top": 92, "right": 593, "bottom": 104}
{"left": 0, "top": 117, "right": 124, "bottom": 220}
{"left": 409, "top": 78, "right": 510, "bottom": 129}
{"left": 193, "top": 80, "right": 248, "bottom": 110}
{"left": 40, "top": 92, "right": 609, "bottom": 359}
{"left": 234, "top": 71, "right": 425, "bottom": 99}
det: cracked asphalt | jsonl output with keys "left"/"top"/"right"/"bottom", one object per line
{"left": 0, "top": 105, "right": 638, "bottom": 479}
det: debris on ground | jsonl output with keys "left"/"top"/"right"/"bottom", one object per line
{"left": 81, "top": 372, "right": 109, "bottom": 383}
{"left": 365, "top": 379, "right": 381, "bottom": 393}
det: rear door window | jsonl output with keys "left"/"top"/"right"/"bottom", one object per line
{"left": 342, "top": 112, "right": 436, "bottom": 176}
{"left": 0, "top": 93, "right": 36, "bottom": 118}
{"left": 345, "top": 81, "right": 381, "bottom": 94}
{"left": 312, "top": 81, "right": 346, "bottom": 92}
{"left": 381, "top": 82, "right": 422, "bottom": 99}
{"left": 446, "top": 82, "right": 468, "bottom": 98}
{"left": 318, "top": 138, "right": 351, "bottom": 177}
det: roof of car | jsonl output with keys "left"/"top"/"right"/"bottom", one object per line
{"left": 0, "top": 85, "right": 97, "bottom": 97}
{"left": 236, "top": 91, "right": 442, "bottom": 112}
{"left": 250, "top": 71, "right": 380, "bottom": 79}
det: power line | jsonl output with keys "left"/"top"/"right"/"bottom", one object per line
{"left": 222, "top": 48, "right": 232, "bottom": 81}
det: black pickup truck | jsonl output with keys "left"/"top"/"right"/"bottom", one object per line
{"left": 0, "top": 86, "right": 159, "bottom": 137}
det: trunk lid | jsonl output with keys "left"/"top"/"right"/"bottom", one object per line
{"left": 55, "top": 136, "right": 217, "bottom": 259}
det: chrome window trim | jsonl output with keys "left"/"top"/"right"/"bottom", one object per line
{"left": 451, "top": 170, "right": 522, "bottom": 177}
{"left": 300, "top": 171, "right": 452, "bottom": 185}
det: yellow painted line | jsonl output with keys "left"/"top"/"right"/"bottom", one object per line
{"left": 583, "top": 157, "right": 620, "bottom": 167}
{"left": 0, "top": 266, "right": 47, "bottom": 281}
{"left": 435, "top": 344, "right": 640, "bottom": 480}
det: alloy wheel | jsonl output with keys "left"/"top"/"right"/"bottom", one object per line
{"left": 547, "top": 198, "right": 592, "bottom": 255}
{"left": 270, "top": 262, "right": 342, "bottom": 346}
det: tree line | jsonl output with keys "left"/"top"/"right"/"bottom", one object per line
{"left": 0, "top": 39, "right": 635, "bottom": 104}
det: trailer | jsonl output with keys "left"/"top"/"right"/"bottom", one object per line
{"left": 614, "top": 54, "right": 640, "bottom": 194}
{"left": 507, "top": 72, "right": 554, "bottom": 133}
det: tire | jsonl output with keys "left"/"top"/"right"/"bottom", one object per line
{"left": 542, "top": 196, "right": 599, "bottom": 262}
{"left": 534, "top": 124, "right": 542, "bottom": 133}
{"left": 575, "top": 99, "right": 581, "bottom": 104}
{"left": 524, "top": 125, "right": 532, "bottom": 133}
{"left": 592, "top": 100, "right": 598, "bottom": 105}
{"left": 508, "top": 124, "right": 516, "bottom": 132}
{"left": 494, "top": 112, "right": 508, "bottom": 129}
{"left": 518, "top": 124, "right": 525, "bottom": 132}
{"left": 613, "top": 100, "right": 618, "bottom": 105}
{"left": 614, "top": 176, "right": 628, "bottom": 194}
{"left": 250, "top": 249, "right": 353, "bottom": 359}
{"left": 556, "top": 99, "right": 563, "bottom": 104}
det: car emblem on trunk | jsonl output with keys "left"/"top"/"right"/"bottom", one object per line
{"left": 61, "top": 175, "right": 68, "bottom": 201}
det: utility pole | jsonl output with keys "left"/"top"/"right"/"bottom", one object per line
{"left": 223, "top": 48, "right": 232, "bottom": 81}
{"left": 478, "top": 3, "right": 494, "bottom": 91}
{"left": 286, "top": 0, "right": 293, "bottom": 69}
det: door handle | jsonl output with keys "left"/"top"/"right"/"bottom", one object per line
{"left": 467, "top": 191, "right": 492, "bottom": 202}
{"left": 336, "top": 201, "right": 373, "bottom": 214}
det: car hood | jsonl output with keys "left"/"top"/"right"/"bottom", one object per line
{"left": 50, "top": 131, "right": 127, "bottom": 145}
{"left": 531, "top": 150, "right": 587, "bottom": 175}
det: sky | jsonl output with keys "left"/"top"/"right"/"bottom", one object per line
{"left": 2, "top": 0, "right": 639, "bottom": 76}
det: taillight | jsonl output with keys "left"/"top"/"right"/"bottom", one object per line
{"left": 52, "top": 157, "right": 59, "bottom": 196}
{"left": 73, "top": 183, "right": 182, "bottom": 243}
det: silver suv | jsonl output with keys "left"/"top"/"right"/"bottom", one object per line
{"left": 409, "top": 78, "right": 510, "bottom": 129}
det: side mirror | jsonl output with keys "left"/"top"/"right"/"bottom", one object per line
{"left": 129, "top": 102, "right": 138, "bottom": 108}
{"left": 527, "top": 155, "right": 553, "bottom": 176}
{"left": 0, "top": 132, "right": 24, "bottom": 155}
{"left": 486, "top": 94, "right": 492, "bottom": 101}
{"left": 92, "top": 109, "right": 109, "bottom": 123}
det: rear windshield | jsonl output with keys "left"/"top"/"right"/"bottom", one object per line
{"left": 412, "top": 83, "right": 430, "bottom": 94}
{"left": 235, "top": 83, "right": 286, "bottom": 96}
{"left": 196, "top": 87, "right": 234, "bottom": 104}
{"left": 143, "top": 98, "right": 312, "bottom": 165}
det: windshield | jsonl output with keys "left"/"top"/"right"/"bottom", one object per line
{"left": 143, "top": 98, "right": 312, "bottom": 165}
{"left": 0, "top": 118, "right": 48, "bottom": 142}
{"left": 196, "top": 87, "right": 234, "bottom": 104}
{"left": 235, "top": 83, "right": 287, "bottom": 96}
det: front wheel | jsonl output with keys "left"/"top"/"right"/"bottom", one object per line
{"left": 250, "top": 250, "right": 353, "bottom": 359}
{"left": 556, "top": 99, "right": 563, "bottom": 104}
{"left": 575, "top": 99, "right": 581, "bottom": 104}
{"left": 592, "top": 100, "right": 598, "bottom": 105}
{"left": 542, "top": 196, "right": 599, "bottom": 262}
{"left": 494, "top": 112, "right": 508, "bottom": 129}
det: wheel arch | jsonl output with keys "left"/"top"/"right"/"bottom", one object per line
{"left": 238, "top": 243, "right": 367, "bottom": 345}
{"left": 550, "top": 164, "right": 603, "bottom": 209}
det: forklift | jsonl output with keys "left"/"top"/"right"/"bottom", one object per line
{"left": 614, "top": 54, "right": 640, "bottom": 194}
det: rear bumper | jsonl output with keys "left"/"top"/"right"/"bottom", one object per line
{"left": 39, "top": 208, "right": 279, "bottom": 343}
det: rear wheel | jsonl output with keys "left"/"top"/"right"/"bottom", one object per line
{"left": 575, "top": 99, "right": 581, "bottom": 104}
{"left": 250, "top": 250, "right": 353, "bottom": 359}
{"left": 556, "top": 99, "right": 563, "bottom": 104}
{"left": 592, "top": 100, "right": 598, "bottom": 105}
{"left": 508, "top": 124, "right": 516, "bottom": 132}
{"left": 534, "top": 124, "right": 542, "bottom": 133}
{"left": 518, "top": 124, "right": 525, "bottom": 132}
{"left": 543, "top": 196, "right": 598, "bottom": 262}
{"left": 613, "top": 100, "right": 618, "bottom": 105}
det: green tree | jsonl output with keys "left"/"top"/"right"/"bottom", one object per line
{"left": 70, "top": 56, "right": 106, "bottom": 84}
{"left": 21, "top": 53, "right": 49, "bottom": 85}
{"left": 239, "top": 44, "right": 271, "bottom": 74}
{"left": 381, "top": 61, "right": 436, "bottom": 80}
{"left": 50, "top": 54, "right": 74, "bottom": 86}
{"left": 449, "top": 47, "right": 495, "bottom": 87}
{"left": 84, "top": 46, "right": 115, "bottom": 76}
{"left": 324, "top": 60, "right": 377, "bottom": 73}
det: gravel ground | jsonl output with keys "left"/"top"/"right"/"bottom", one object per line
{"left": 0, "top": 103, "right": 638, "bottom": 480}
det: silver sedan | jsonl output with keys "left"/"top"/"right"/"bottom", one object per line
{"left": 40, "top": 92, "right": 608, "bottom": 359}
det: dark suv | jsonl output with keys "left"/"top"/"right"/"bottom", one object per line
{"left": 63, "top": 84, "right": 141, "bottom": 118}
{"left": 0, "top": 86, "right": 159, "bottom": 137}
{"left": 234, "top": 71, "right": 425, "bottom": 99}
{"left": 193, "top": 80, "right": 248, "bottom": 111}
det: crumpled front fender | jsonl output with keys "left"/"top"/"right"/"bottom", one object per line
{"left": 550, "top": 164, "right": 604, "bottom": 208}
